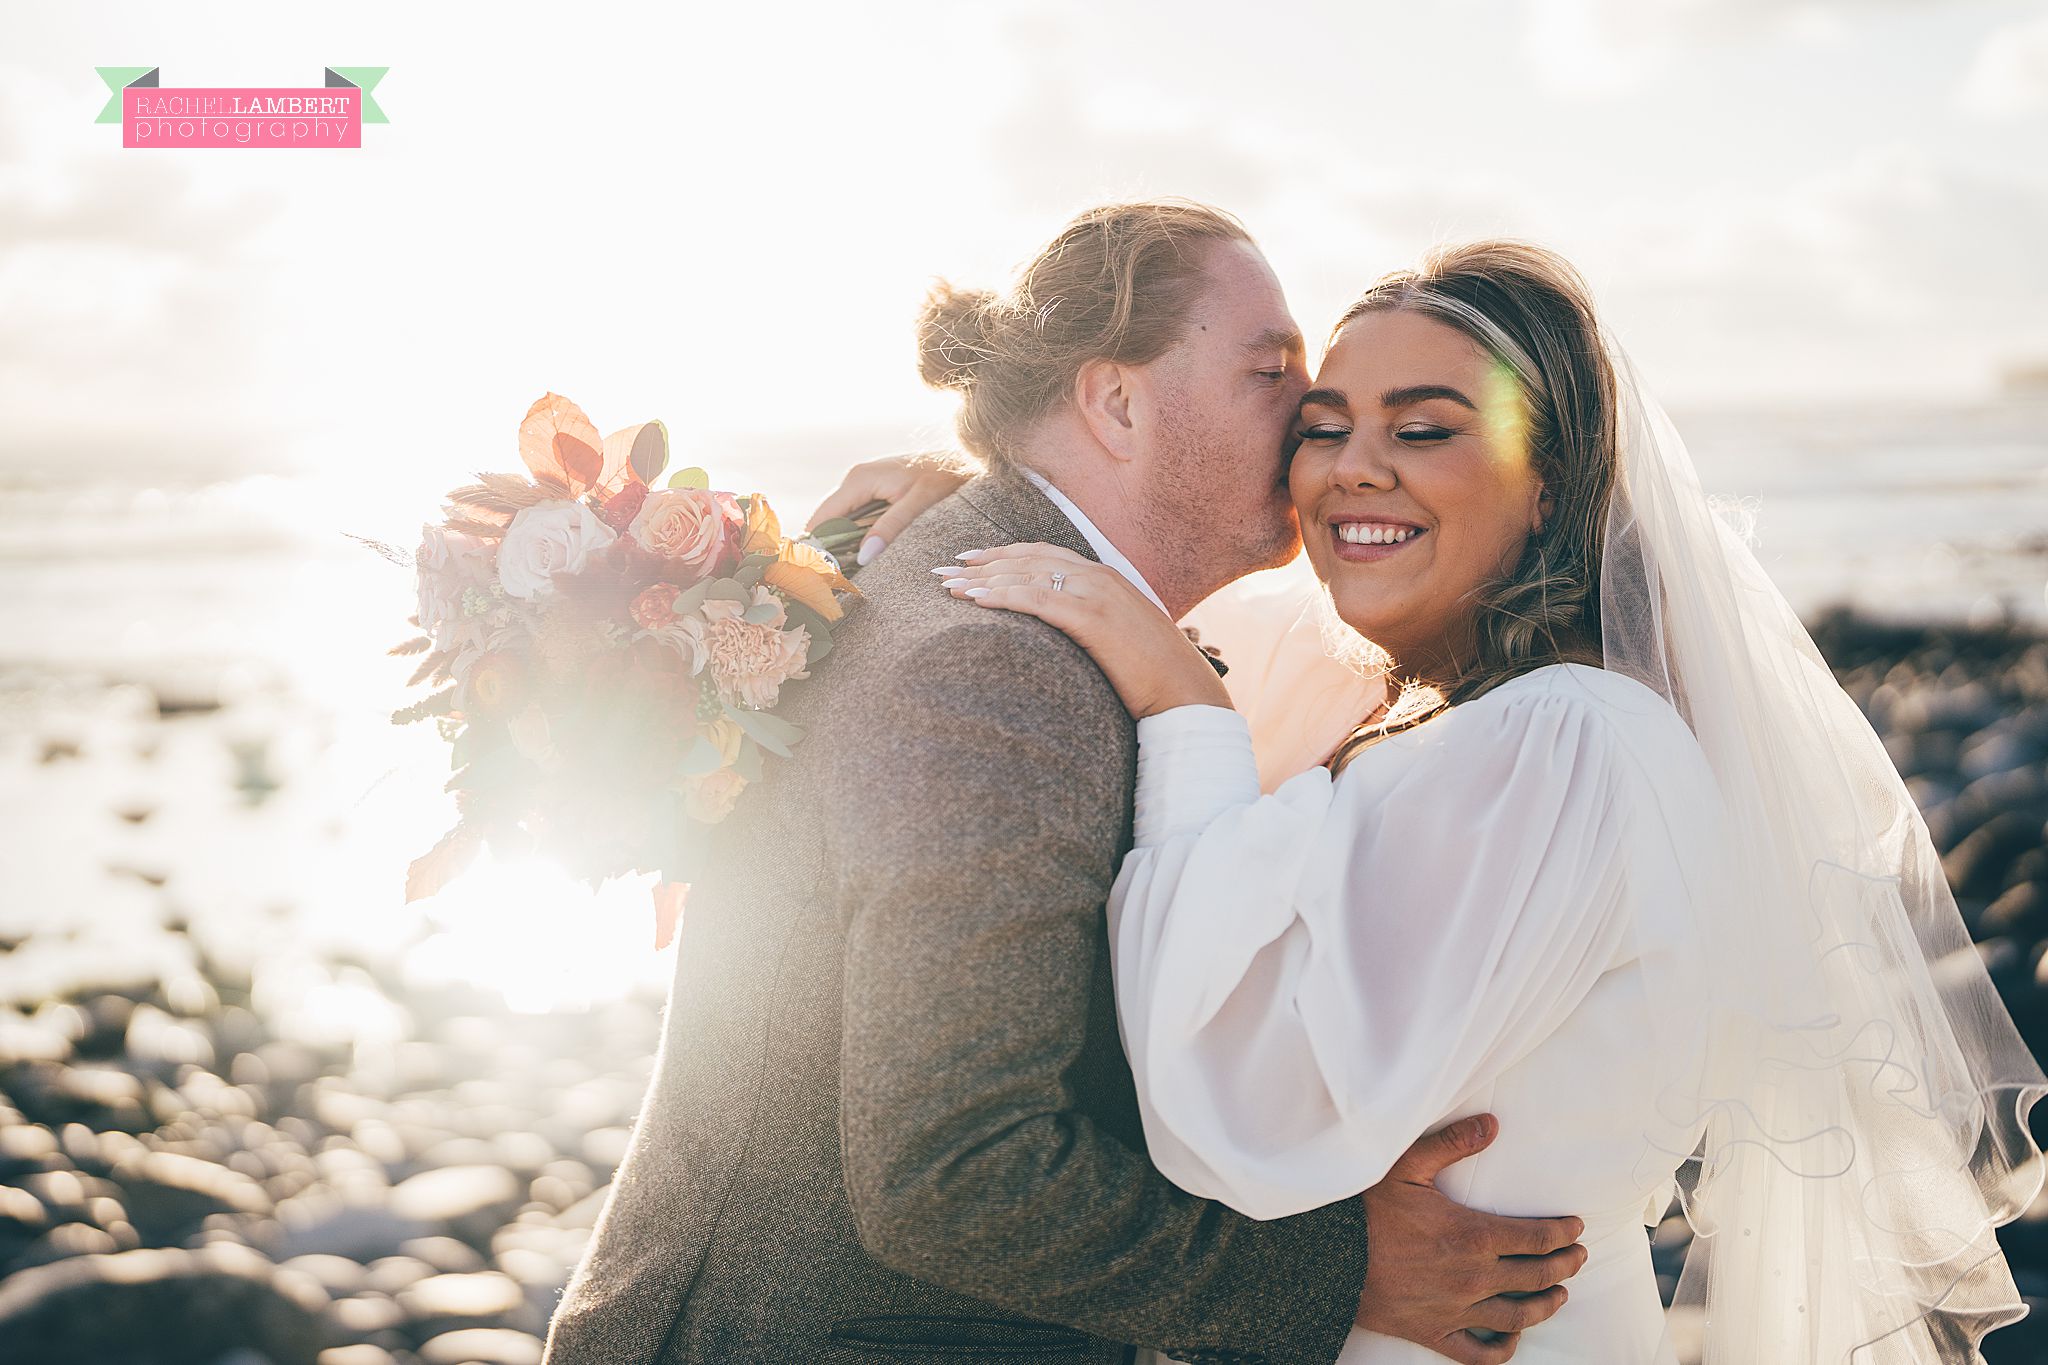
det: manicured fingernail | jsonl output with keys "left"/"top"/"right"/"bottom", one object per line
{"left": 928, "top": 566, "right": 957, "bottom": 576}
{"left": 941, "top": 579, "right": 968, "bottom": 591}
{"left": 956, "top": 550, "right": 986, "bottom": 562}
{"left": 857, "top": 536, "right": 885, "bottom": 566}
{"left": 965, "top": 587, "right": 991, "bottom": 598}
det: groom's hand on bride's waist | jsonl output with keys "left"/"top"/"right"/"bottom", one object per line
{"left": 1355, "top": 1114, "right": 1586, "bottom": 1365}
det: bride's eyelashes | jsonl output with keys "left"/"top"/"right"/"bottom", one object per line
{"left": 1292, "top": 422, "right": 1351, "bottom": 443}
{"left": 1395, "top": 423, "right": 1455, "bottom": 444}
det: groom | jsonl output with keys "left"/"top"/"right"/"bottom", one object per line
{"left": 543, "top": 200, "right": 1586, "bottom": 1365}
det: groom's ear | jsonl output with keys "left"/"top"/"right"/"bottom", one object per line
{"left": 1074, "top": 358, "right": 1139, "bottom": 462}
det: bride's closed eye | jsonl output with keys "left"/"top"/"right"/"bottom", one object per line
{"left": 1293, "top": 423, "right": 1351, "bottom": 443}
{"left": 1395, "top": 423, "right": 1455, "bottom": 444}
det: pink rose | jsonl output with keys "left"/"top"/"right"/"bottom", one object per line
{"left": 415, "top": 524, "right": 495, "bottom": 653}
{"left": 685, "top": 768, "right": 748, "bottom": 823}
{"left": 699, "top": 586, "right": 811, "bottom": 710}
{"left": 628, "top": 489, "right": 738, "bottom": 583}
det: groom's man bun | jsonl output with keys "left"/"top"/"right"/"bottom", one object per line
{"left": 915, "top": 199, "right": 1252, "bottom": 467}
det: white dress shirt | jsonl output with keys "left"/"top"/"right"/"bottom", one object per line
{"left": 1022, "top": 469, "right": 1170, "bottom": 616}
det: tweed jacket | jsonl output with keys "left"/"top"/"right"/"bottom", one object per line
{"left": 541, "top": 470, "right": 1369, "bottom": 1365}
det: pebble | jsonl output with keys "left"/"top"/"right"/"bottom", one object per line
{"left": 417, "top": 1327, "right": 545, "bottom": 1365}
{"left": 0, "top": 612, "right": 2041, "bottom": 1363}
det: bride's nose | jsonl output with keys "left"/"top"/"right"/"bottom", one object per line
{"left": 1329, "top": 436, "right": 1398, "bottom": 492}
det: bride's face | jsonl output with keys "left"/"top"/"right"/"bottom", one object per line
{"left": 1289, "top": 309, "right": 1547, "bottom": 676}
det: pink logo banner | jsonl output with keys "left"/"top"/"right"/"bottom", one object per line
{"left": 124, "top": 86, "right": 361, "bottom": 149}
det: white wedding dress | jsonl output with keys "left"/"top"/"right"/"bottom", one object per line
{"left": 1120, "top": 657, "right": 1726, "bottom": 1365}
{"left": 1123, "top": 338, "right": 2043, "bottom": 1365}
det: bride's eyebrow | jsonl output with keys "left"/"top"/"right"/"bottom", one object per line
{"left": 1380, "top": 383, "right": 1476, "bottom": 410}
{"left": 1298, "top": 387, "right": 1348, "bottom": 410}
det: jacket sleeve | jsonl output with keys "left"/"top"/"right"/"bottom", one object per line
{"left": 835, "top": 617, "right": 1368, "bottom": 1365}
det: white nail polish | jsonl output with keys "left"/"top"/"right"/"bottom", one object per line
{"left": 965, "top": 587, "right": 991, "bottom": 599}
{"left": 857, "top": 536, "right": 886, "bottom": 566}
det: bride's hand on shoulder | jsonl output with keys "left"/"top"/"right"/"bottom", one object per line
{"left": 806, "top": 450, "right": 980, "bottom": 566}
{"left": 940, "top": 543, "right": 1231, "bottom": 721}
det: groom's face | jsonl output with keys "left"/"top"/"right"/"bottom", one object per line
{"left": 1134, "top": 240, "right": 1308, "bottom": 579}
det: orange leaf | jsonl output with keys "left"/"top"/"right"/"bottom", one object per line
{"left": 404, "top": 823, "right": 482, "bottom": 903}
{"left": 518, "top": 393, "right": 605, "bottom": 494}
{"left": 765, "top": 544, "right": 855, "bottom": 621}
{"left": 600, "top": 419, "right": 668, "bottom": 496}
{"left": 741, "top": 495, "right": 782, "bottom": 557}
{"left": 652, "top": 880, "right": 688, "bottom": 950}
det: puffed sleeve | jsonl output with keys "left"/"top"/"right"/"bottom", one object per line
{"left": 1111, "top": 686, "right": 1639, "bottom": 1220}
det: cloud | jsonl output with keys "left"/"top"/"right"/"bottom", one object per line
{"left": 0, "top": 66, "right": 292, "bottom": 482}
{"left": 1591, "top": 142, "right": 2048, "bottom": 397}
{"left": 1958, "top": 13, "right": 2048, "bottom": 116}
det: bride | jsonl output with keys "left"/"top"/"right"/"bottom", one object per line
{"left": 818, "top": 241, "right": 2047, "bottom": 1363}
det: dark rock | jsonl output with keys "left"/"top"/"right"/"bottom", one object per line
{"left": 1945, "top": 811, "right": 2047, "bottom": 901}
{"left": 395, "top": 1270, "right": 530, "bottom": 1337}
{"left": 1985, "top": 883, "right": 2048, "bottom": 940}
{"left": 417, "top": 1327, "right": 544, "bottom": 1365}
{"left": 274, "top": 1198, "right": 431, "bottom": 1263}
{"left": 361, "top": 1255, "right": 436, "bottom": 1298}
{"left": 14, "top": 1220, "right": 120, "bottom": 1268}
{"left": 8, "top": 1061, "right": 153, "bottom": 1132}
{"left": 399, "top": 1235, "right": 486, "bottom": 1274}
{"left": 113, "top": 1150, "right": 273, "bottom": 1241}
{"left": 327, "top": 1291, "right": 406, "bottom": 1337}
{"left": 0, "top": 1244, "right": 330, "bottom": 1365}
{"left": 316, "top": 1346, "right": 399, "bottom": 1365}
{"left": 387, "top": 1166, "right": 522, "bottom": 1246}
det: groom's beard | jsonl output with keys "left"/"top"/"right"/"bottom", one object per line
{"left": 1141, "top": 409, "right": 1302, "bottom": 600}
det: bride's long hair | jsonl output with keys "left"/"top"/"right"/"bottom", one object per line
{"left": 1327, "top": 240, "right": 1618, "bottom": 772}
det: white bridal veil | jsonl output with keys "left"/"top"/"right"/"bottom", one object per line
{"left": 1598, "top": 345, "right": 2046, "bottom": 1362}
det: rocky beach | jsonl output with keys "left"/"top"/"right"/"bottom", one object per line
{"left": 0, "top": 606, "right": 2044, "bottom": 1365}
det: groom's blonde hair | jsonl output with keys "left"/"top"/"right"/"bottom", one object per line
{"left": 915, "top": 199, "right": 1253, "bottom": 467}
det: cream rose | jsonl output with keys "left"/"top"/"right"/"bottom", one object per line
{"left": 699, "top": 586, "right": 812, "bottom": 710}
{"left": 627, "top": 488, "right": 734, "bottom": 582}
{"left": 497, "top": 500, "right": 618, "bottom": 600}
{"left": 646, "top": 613, "right": 709, "bottom": 675}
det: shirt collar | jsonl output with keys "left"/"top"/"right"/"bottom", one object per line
{"left": 1021, "top": 468, "right": 1171, "bottom": 616}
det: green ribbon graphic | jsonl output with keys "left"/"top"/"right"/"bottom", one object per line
{"left": 95, "top": 66, "right": 389, "bottom": 124}
{"left": 94, "top": 67, "right": 157, "bottom": 124}
{"left": 324, "top": 67, "right": 389, "bottom": 123}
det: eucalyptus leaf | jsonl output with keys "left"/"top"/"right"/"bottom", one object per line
{"left": 630, "top": 420, "right": 670, "bottom": 485}
{"left": 742, "top": 602, "right": 781, "bottom": 625}
{"left": 810, "top": 516, "right": 860, "bottom": 541}
{"left": 805, "top": 631, "right": 833, "bottom": 666}
{"left": 705, "top": 580, "right": 750, "bottom": 604}
{"left": 723, "top": 703, "right": 804, "bottom": 758}
{"left": 680, "top": 734, "right": 726, "bottom": 777}
{"left": 732, "top": 736, "right": 764, "bottom": 784}
{"left": 671, "top": 580, "right": 713, "bottom": 616}
{"left": 667, "top": 466, "right": 710, "bottom": 491}
{"left": 732, "top": 562, "right": 767, "bottom": 589}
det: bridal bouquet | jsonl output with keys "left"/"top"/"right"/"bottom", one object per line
{"left": 373, "top": 392, "right": 871, "bottom": 946}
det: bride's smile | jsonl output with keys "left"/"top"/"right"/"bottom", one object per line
{"left": 1291, "top": 307, "right": 1551, "bottom": 690}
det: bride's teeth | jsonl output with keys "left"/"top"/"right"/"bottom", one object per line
{"left": 1336, "top": 524, "right": 1418, "bottom": 545}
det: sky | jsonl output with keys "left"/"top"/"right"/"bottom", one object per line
{"left": 3, "top": 0, "right": 2046, "bottom": 533}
